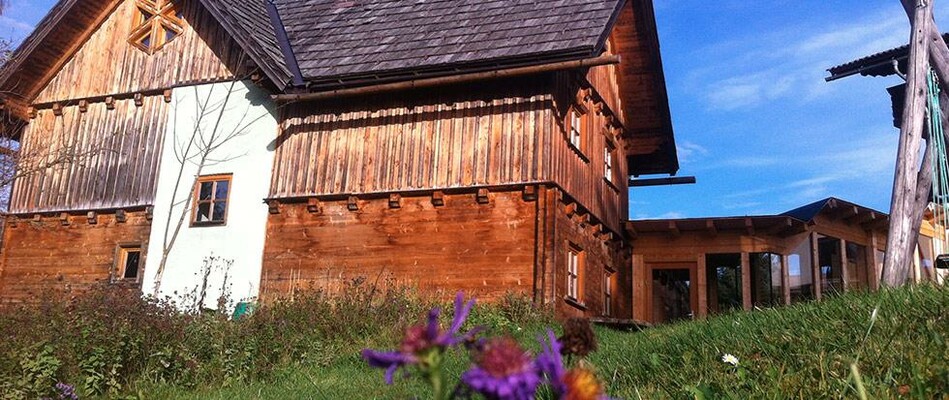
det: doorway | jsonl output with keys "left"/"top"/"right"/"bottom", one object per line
{"left": 651, "top": 268, "right": 693, "bottom": 323}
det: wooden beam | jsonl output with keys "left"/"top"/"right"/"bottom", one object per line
{"left": 115, "top": 209, "right": 127, "bottom": 223}
{"left": 705, "top": 220, "right": 717, "bottom": 237}
{"left": 629, "top": 176, "right": 696, "bottom": 187}
{"left": 347, "top": 196, "right": 359, "bottom": 211}
{"left": 86, "top": 211, "right": 97, "bottom": 225}
{"left": 307, "top": 197, "right": 322, "bottom": 213}
{"left": 765, "top": 217, "right": 793, "bottom": 236}
{"left": 431, "top": 191, "right": 445, "bottom": 207}
{"left": 388, "top": 193, "right": 402, "bottom": 209}
{"left": 885, "top": 0, "right": 934, "bottom": 287}
{"left": 268, "top": 200, "right": 281, "bottom": 214}
{"left": 741, "top": 252, "right": 752, "bottom": 311}
{"left": 744, "top": 218, "right": 755, "bottom": 236}
{"left": 668, "top": 221, "right": 680, "bottom": 238}
{"left": 476, "top": 188, "right": 490, "bottom": 204}
{"left": 811, "top": 233, "right": 822, "bottom": 301}
{"left": 522, "top": 185, "right": 537, "bottom": 202}
{"left": 625, "top": 221, "right": 638, "bottom": 239}
{"left": 59, "top": 212, "right": 69, "bottom": 226}
{"left": 78, "top": 100, "right": 89, "bottom": 113}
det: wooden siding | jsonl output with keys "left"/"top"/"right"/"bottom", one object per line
{"left": 10, "top": 96, "right": 167, "bottom": 213}
{"left": 271, "top": 75, "right": 628, "bottom": 233}
{"left": 271, "top": 79, "right": 553, "bottom": 199}
{"left": 34, "top": 0, "right": 243, "bottom": 104}
{"left": 549, "top": 72, "right": 630, "bottom": 232}
{"left": 0, "top": 211, "right": 150, "bottom": 305}
{"left": 260, "top": 190, "right": 537, "bottom": 303}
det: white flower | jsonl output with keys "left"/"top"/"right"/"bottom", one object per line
{"left": 722, "top": 353, "right": 739, "bottom": 366}
{"left": 870, "top": 307, "right": 879, "bottom": 324}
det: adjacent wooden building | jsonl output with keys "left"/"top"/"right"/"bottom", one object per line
{"left": 628, "top": 197, "right": 946, "bottom": 324}
{"left": 0, "top": 0, "right": 681, "bottom": 318}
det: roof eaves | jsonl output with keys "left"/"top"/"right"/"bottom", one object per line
{"left": 0, "top": 0, "right": 76, "bottom": 98}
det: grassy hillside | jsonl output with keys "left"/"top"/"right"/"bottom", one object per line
{"left": 2, "top": 284, "right": 947, "bottom": 399}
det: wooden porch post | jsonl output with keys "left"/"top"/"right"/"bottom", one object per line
{"left": 868, "top": 233, "right": 881, "bottom": 291}
{"left": 811, "top": 233, "right": 822, "bottom": 301}
{"left": 696, "top": 254, "right": 708, "bottom": 319}
{"left": 782, "top": 254, "right": 791, "bottom": 305}
{"left": 741, "top": 252, "right": 752, "bottom": 310}
{"left": 840, "top": 239, "right": 850, "bottom": 292}
{"left": 632, "top": 254, "right": 646, "bottom": 322}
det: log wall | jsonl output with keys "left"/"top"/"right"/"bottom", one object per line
{"left": 10, "top": 96, "right": 168, "bottom": 213}
{"left": 0, "top": 211, "right": 151, "bottom": 305}
{"left": 34, "top": 0, "right": 242, "bottom": 104}
{"left": 260, "top": 190, "right": 538, "bottom": 303}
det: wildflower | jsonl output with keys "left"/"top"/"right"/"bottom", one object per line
{"left": 559, "top": 317, "right": 598, "bottom": 358}
{"left": 537, "top": 329, "right": 609, "bottom": 400}
{"left": 722, "top": 353, "right": 739, "bottom": 366}
{"left": 47, "top": 383, "right": 78, "bottom": 400}
{"left": 362, "top": 292, "right": 478, "bottom": 384}
{"left": 562, "top": 367, "right": 604, "bottom": 400}
{"left": 461, "top": 337, "right": 541, "bottom": 400}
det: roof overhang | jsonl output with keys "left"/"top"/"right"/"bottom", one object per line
{"left": 614, "top": 0, "right": 679, "bottom": 176}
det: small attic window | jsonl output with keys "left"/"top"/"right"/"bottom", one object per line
{"left": 130, "top": 0, "right": 185, "bottom": 55}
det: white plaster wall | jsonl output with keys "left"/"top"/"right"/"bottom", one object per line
{"left": 142, "top": 80, "right": 277, "bottom": 310}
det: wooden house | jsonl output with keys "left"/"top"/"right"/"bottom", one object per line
{"left": 0, "top": 0, "right": 680, "bottom": 318}
{"left": 627, "top": 197, "right": 949, "bottom": 324}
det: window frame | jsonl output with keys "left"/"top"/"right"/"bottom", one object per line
{"left": 129, "top": 0, "right": 185, "bottom": 55}
{"left": 604, "top": 269, "right": 614, "bottom": 317}
{"left": 191, "top": 174, "right": 232, "bottom": 227}
{"left": 604, "top": 140, "right": 616, "bottom": 185}
{"left": 566, "top": 105, "right": 589, "bottom": 159}
{"left": 566, "top": 243, "right": 584, "bottom": 303}
{"left": 113, "top": 243, "right": 144, "bottom": 284}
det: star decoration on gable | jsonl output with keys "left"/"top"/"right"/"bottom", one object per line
{"left": 129, "top": 0, "right": 185, "bottom": 55}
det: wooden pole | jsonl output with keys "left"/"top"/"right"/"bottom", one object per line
{"left": 884, "top": 0, "right": 934, "bottom": 287}
{"left": 901, "top": 0, "right": 949, "bottom": 94}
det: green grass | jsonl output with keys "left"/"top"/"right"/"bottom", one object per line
{"left": 3, "top": 284, "right": 947, "bottom": 399}
{"left": 135, "top": 285, "right": 948, "bottom": 399}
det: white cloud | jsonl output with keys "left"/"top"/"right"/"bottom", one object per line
{"left": 676, "top": 140, "right": 709, "bottom": 164}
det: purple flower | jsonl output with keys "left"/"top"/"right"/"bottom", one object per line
{"left": 536, "top": 329, "right": 568, "bottom": 394}
{"left": 51, "top": 383, "right": 78, "bottom": 400}
{"left": 363, "top": 292, "right": 479, "bottom": 384}
{"left": 536, "top": 329, "right": 610, "bottom": 400}
{"left": 461, "top": 337, "right": 541, "bottom": 400}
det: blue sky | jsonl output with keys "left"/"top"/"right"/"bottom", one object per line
{"left": 1, "top": 0, "right": 940, "bottom": 219}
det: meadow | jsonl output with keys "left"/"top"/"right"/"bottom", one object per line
{"left": 1, "top": 282, "right": 946, "bottom": 399}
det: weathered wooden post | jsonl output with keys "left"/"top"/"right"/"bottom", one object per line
{"left": 883, "top": 0, "right": 933, "bottom": 286}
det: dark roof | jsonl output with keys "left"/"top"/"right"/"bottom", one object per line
{"left": 781, "top": 197, "right": 887, "bottom": 223}
{"left": 826, "top": 33, "right": 949, "bottom": 81}
{"left": 628, "top": 197, "right": 890, "bottom": 236}
{"left": 197, "top": 0, "right": 294, "bottom": 89}
{"left": 273, "top": 0, "right": 624, "bottom": 89}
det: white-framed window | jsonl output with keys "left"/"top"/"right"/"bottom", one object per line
{"left": 604, "top": 270, "right": 614, "bottom": 316}
{"left": 604, "top": 145, "right": 614, "bottom": 183}
{"left": 569, "top": 108, "right": 583, "bottom": 150}
{"left": 567, "top": 244, "right": 583, "bottom": 301}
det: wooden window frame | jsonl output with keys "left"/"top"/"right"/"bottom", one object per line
{"left": 113, "top": 243, "right": 144, "bottom": 284}
{"left": 191, "top": 174, "right": 232, "bottom": 227}
{"left": 604, "top": 269, "right": 614, "bottom": 317}
{"left": 566, "top": 243, "right": 584, "bottom": 305}
{"left": 567, "top": 105, "right": 589, "bottom": 160}
{"left": 604, "top": 140, "right": 616, "bottom": 185}
{"left": 129, "top": 0, "right": 185, "bottom": 55}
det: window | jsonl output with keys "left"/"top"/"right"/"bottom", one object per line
{"left": 192, "top": 174, "right": 231, "bottom": 226}
{"left": 706, "top": 253, "right": 742, "bottom": 313}
{"left": 114, "top": 244, "right": 143, "bottom": 283}
{"left": 604, "top": 270, "right": 614, "bottom": 316}
{"left": 567, "top": 244, "right": 583, "bottom": 302}
{"left": 568, "top": 107, "right": 584, "bottom": 152}
{"left": 129, "top": 0, "right": 185, "bottom": 55}
{"left": 788, "top": 239, "right": 815, "bottom": 303}
{"left": 817, "top": 234, "right": 843, "bottom": 295}
{"left": 604, "top": 143, "right": 615, "bottom": 184}
{"left": 750, "top": 252, "right": 784, "bottom": 307}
